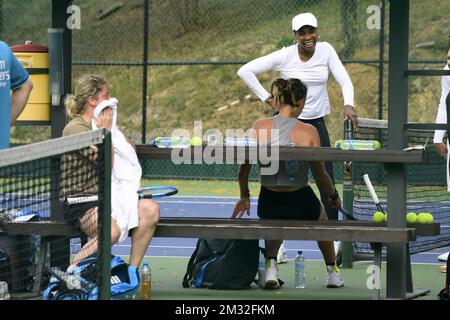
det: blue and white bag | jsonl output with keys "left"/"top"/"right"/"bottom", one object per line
{"left": 43, "top": 255, "right": 139, "bottom": 300}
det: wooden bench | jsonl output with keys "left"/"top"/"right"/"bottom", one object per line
{"left": 3, "top": 218, "right": 440, "bottom": 299}
{"left": 1, "top": 144, "right": 436, "bottom": 299}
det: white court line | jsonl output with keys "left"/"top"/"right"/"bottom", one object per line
{"left": 113, "top": 243, "right": 448, "bottom": 256}
{"left": 167, "top": 195, "right": 249, "bottom": 200}
{"left": 158, "top": 200, "right": 258, "bottom": 205}
{"left": 114, "top": 244, "right": 196, "bottom": 249}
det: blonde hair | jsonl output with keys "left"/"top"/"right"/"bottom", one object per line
{"left": 64, "top": 74, "right": 106, "bottom": 119}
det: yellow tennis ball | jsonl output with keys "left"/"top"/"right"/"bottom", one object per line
{"left": 425, "top": 213, "right": 434, "bottom": 223}
{"left": 190, "top": 136, "right": 202, "bottom": 146}
{"left": 384, "top": 213, "right": 388, "bottom": 221}
{"left": 373, "top": 140, "right": 381, "bottom": 150}
{"left": 417, "top": 213, "right": 428, "bottom": 224}
{"left": 406, "top": 212, "right": 417, "bottom": 223}
{"left": 373, "top": 211, "right": 385, "bottom": 223}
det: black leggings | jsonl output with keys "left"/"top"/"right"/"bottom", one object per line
{"left": 300, "top": 117, "right": 338, "bottom": 220}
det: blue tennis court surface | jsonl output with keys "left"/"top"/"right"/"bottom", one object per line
{"left": 109, "top": 196, "right": 450, "bottom": 265}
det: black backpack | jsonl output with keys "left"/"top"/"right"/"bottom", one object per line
{"left": 182, "top": 239, "right": 259, "bottom": 290}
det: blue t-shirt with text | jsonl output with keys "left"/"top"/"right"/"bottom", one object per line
{"left": 0, "top": 40, "right": 29, "bottom": 148}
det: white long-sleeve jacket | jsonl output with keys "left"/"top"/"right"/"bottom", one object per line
{"left": 433, "top": 64, "right": 450, "bottom": 144}
{"left": 237, "top": 42, "right": 354, "bottom": 120}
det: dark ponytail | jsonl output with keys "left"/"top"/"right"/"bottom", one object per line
{"left": 270, "top": 78, "right": 307, "bottom": 107}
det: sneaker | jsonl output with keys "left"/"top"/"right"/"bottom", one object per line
{"left": 438, "top": 252, "right": 449, "bottom": 262}
{"left": 277, "top": 243, "right": 288, "bottom": 264}
{"left": 326, "top": 265, "right": 344, "bottom": 288}
{"left": 264, "top": 259, "right": 280, "bottom": 289}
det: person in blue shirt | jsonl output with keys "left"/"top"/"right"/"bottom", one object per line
{"left": 0, "top": 40, "right": 33, "bottom": 149}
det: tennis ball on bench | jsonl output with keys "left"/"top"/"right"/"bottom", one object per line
{"left": 373, "top": 211, "right": 385, "bottom": 223}
{"left": 425, "top": 213, "right": 434, "bottom": 223}
{"left": 417, "top": 213, "right": 429, "bottom": 224}
{"left": 406, "top": 212, "right": 417, "bottom": 223}
{"left": 190, "top": 136, "right": 202, "bottom": 146}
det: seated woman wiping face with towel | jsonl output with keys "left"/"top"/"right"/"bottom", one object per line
{"left": 62, "top": 74, "right": 160, "bottom": 273}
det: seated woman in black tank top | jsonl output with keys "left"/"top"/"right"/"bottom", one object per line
{"left": 232, "top": 78, "right": 344, "bottom": 290}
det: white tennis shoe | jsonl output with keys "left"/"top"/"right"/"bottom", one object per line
{"left": 326, "top": 265, "right": 344, "bottom": 288}
{"left": 264, "top": 259, "right": 280, "bottom": 289}
{"left": 438, "top": 251, "right": 449, "bottom": 262}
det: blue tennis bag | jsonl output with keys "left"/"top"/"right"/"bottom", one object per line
{"left": 43, "top": 255, "right": 139, "bottom": 300}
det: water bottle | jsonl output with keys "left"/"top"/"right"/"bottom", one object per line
{"left": 149, "top": 137, "right": 191, "bottom": 148}
{"left": 295, "top": 251, "right": 306, "bottom": 289}
{"left": 334, "top": 139, "right": 381, "bottom": 150}
{"left": 257, "top": 250, "right": 266, "bottom": 288}
{"left": 140, "top": 261, "right": 151, "bottom": 300}
{"left": 225, "top": 137, "right": 258, "bottom": 147}
{"left": 285, "top": 160, "right": 299, "bottom": 181}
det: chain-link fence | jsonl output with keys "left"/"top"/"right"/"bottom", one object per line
{"left": 2, "top": 0, "right": 448, "bottom": 180}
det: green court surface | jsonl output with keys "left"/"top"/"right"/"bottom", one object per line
{"left": 141, "top": 179, "right": 342, "bottom": 198}
{"left": 135, "top": 257, "right": 446, "bottom": 300}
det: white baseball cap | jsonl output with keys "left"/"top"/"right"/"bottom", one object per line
{"left": 292, "top": 13, "right": 318, "bottom": 32}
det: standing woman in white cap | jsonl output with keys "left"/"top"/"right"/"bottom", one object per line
{"left": 435, "top": 38, "right": 450, "bottom": 264}
{"left": 237, "top": 12, "right": 357, "bottom": 221}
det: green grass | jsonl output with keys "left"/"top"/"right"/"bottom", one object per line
{"left": 133, "top": 257, "right": 446, "bottom": 300}
{"left": 141, "top": 179, "right": 343, "bottom": 198}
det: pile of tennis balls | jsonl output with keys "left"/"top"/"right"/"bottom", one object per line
{"left": 406, "top": 212, "right": 433, "bottom": 224}
{"left": 372, "top": 211, "right": 434, "bottom": 223}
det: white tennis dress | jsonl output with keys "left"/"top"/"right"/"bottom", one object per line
{"left": 92, "top": 98, "right": 142, "bottom": 243}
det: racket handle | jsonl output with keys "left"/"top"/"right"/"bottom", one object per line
{"left": 339, "top": 207, "right": 357, "bottom": 221}
{"left": 363, "top": 174, "right": 380, "bottom": 204}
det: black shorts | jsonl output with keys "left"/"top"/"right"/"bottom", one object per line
{"left": 63, "top": 201, "right": 97, "bottom": 232}
{"left": 257, "top": 185, "right": 322, "bottom": 220}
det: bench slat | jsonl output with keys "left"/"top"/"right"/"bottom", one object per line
{"left": 4, "top": 221, "right": 79, "bottom": 237}
{"left": 135, "top": 145, "right": 426, "bottom": 163}
{"left": 154, "top": 221, "right": 416, "bottom": 243}
{"left": 4, "top": 218, "right": 437, "bottom": 243}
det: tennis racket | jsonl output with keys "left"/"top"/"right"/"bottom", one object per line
{"left": 338, "top": 206, "right": 357, "bottom": 221}
{"left": 363, "top": 174, "right": 385, "bottom": 214}
{"left": 138, "top": 186, "right": 178, "bottom": 199}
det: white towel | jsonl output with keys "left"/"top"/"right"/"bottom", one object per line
{"left": 92, "top": 98, "right": 142, "bottom": 243}
{"left": 93, "top": 97, "right": 118, "bottom": 130}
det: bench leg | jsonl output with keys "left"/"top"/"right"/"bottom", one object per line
{"left": 33, "top": 237, "right": 49, "bottom": 296}
{"left": 372, "top": 243, "right": 382, "bottom": 300}
{"left": 406, "top": 243, "right": 413, "bottom": 293}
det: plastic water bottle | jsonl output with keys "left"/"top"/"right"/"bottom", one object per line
{"left": 224, "top": 137, "right": 258, "bottom": 147}
{"left": 295, "top": 251, "right": 306, "bottom": 289}
{"left": 140, "top": 261, "right": 151, "bottom": 300}
{"left": 257, "top": 250, "right": 266, "bottom": 288}
{"left": 149, "top": 137, "right": 191, "bottom": 148}
{"left": 334, "top": 139, "right": 381, "bottom": 150}
{"left": 285, "top": 160, "right": 299, "bottom": 181}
